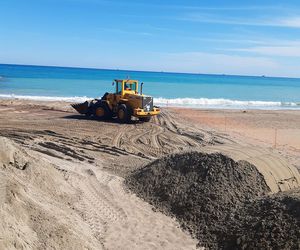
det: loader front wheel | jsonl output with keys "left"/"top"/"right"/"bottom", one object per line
{"left": 117, "top": 104, "right": 131, "bottom": 123}
{"left": 95, "top": 107, "right": 105, "bottom": 117}
{"left": 94, "top": 102, "right": 110, "bottom": 119}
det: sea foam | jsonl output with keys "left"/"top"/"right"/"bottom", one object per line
{"left": 0, "top": 94, "right": 90, "bottom": 103}
{"left": 0, "top": 94, "right": 298, "bottom": 109}
{"left": 154, "top": 97, "right": 298, "bottom": 109}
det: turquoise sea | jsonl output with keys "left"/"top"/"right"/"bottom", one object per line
{"left": 0, "top": 64, "right": 300, "bottom": 109}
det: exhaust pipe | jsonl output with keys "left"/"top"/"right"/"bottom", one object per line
{"left": 141, "top": 82, "right": 144, "bottom": 95}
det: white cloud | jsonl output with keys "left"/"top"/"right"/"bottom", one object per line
{"left": 4, "top": 49, "right": 300, "bottom": 77}
{"left": 159, "top": 52, "right": 279, "bottom": 75}
{"left": 97, "top": 27, "right": 153, "bottom": 36}
{"left": 103, "top": 51, "right": 279, "bottom": 75}
{"left": 227, "top": 45, "right": 300, "bottom": 57}
{"left": 179, "top": 5, "right": 292, "bottom": 12}
{"left": 89, "top": 49, "right": 300, "bottom": 77}
{"left": 277, "top": 17, "right": 300, "bottom": 28}
{"left": 181, "top": 13, "right": 300, "bottom": 28}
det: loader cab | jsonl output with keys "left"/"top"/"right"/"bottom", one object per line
{"left": 115, "top": 79, "right": 138, "bottom": 96}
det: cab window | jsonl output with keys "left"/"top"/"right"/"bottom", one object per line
{"left": 116, "top": 82, "right": 122, "bottom": 94}
{"left": 124, "top": 82, "right": 137, "bottom": 91}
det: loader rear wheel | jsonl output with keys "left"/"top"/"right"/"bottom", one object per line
{"left": 139, "top": 117, "right": 151, "bottom": 122}
{"left": 117, "top": 104, "right": 131, "bottom": 123}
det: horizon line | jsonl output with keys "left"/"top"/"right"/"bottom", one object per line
{"left": 0, "top": 62, "right": 299, "bottom": 80}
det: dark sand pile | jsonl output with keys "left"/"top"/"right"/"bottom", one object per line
{"left": 126, "top": 151, "right": 300, "bottom": 249}
{"left": 228, "top": 191, "right": 300, "bottom": 249}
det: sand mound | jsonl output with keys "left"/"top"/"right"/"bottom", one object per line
{"left": 0, "top": 137, "right": 199, "bottom": 249}
{"left": 126, "top": 151, "right": 300, "bottom": 249}
{"left": 0, "top": 137, "right": 30, "bottom": 170}
{"left": 0, "top": 137, "right": 105, "bottom": 249}
{"left": 200, "top": 144, "right": 300, "bottom": 193}
{"left": 226, "top": 190, "right": 300, "bottom": 249}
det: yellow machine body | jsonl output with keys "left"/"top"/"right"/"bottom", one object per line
{"left": 71, "top": 79, "right": 160, "bottom": 123}
{"left": 104, "top": 79, "right": 160, "bottom": 118}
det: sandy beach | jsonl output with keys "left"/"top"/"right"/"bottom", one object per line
{"left": 171, "top": 107, "right": 300, "bottom": 167}
{"left": 0, "top": 99, "right": 300, "bottom": 249}
{"left": 2, "top": 0, "right": 300, "bottom": 247}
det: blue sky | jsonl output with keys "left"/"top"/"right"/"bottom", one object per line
{"left": 1, "top": 0, "right": 300, "bottom": 77}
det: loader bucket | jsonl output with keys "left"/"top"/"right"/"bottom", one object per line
{"left": 71, "top": 101, "right": 90, "bottom": 114}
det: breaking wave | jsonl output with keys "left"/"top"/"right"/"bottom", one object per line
{"left": 0, "top": 94, "right": 90, "bottom": 103}
{"left": 154, "top": 97, "right": 299, "bottom": 109}
{"left": 0, "top": 94, "right": 299, "bottom": 109}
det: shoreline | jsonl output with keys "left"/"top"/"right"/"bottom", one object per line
{"left": 0, "top": 96, "right": 299, "bottom": 111}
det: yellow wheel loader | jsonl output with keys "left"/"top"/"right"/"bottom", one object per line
{"left": 71, "top": 79, "right": 161, "bottom": 123}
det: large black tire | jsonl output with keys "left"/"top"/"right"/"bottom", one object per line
{"left": 139, "top": 116, "right": 151, "bottom": 122}
{"left": 93, "top": 102, "right": 111, "bottom": 120}
{"left": 117, "top": 104, "right": 132, "bottom": 123}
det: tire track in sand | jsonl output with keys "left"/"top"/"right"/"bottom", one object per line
{"left": 150, "top": 124, "right": 164, "bottom": 149}
{"left": 0, "top": 171, "right": 6, "bottom": 207}
{"left": 112, "top": 125, "right": 129, "bottom": 148}
{"left": 128, "top": 124, "right": 167, "bottom": 158}
{"left": 70, "top": 170, "right": 128, "bottom": 243}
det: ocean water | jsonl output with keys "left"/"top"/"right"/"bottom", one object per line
{"left": 0, "top": 64, "right": 300, "bottom": 109}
